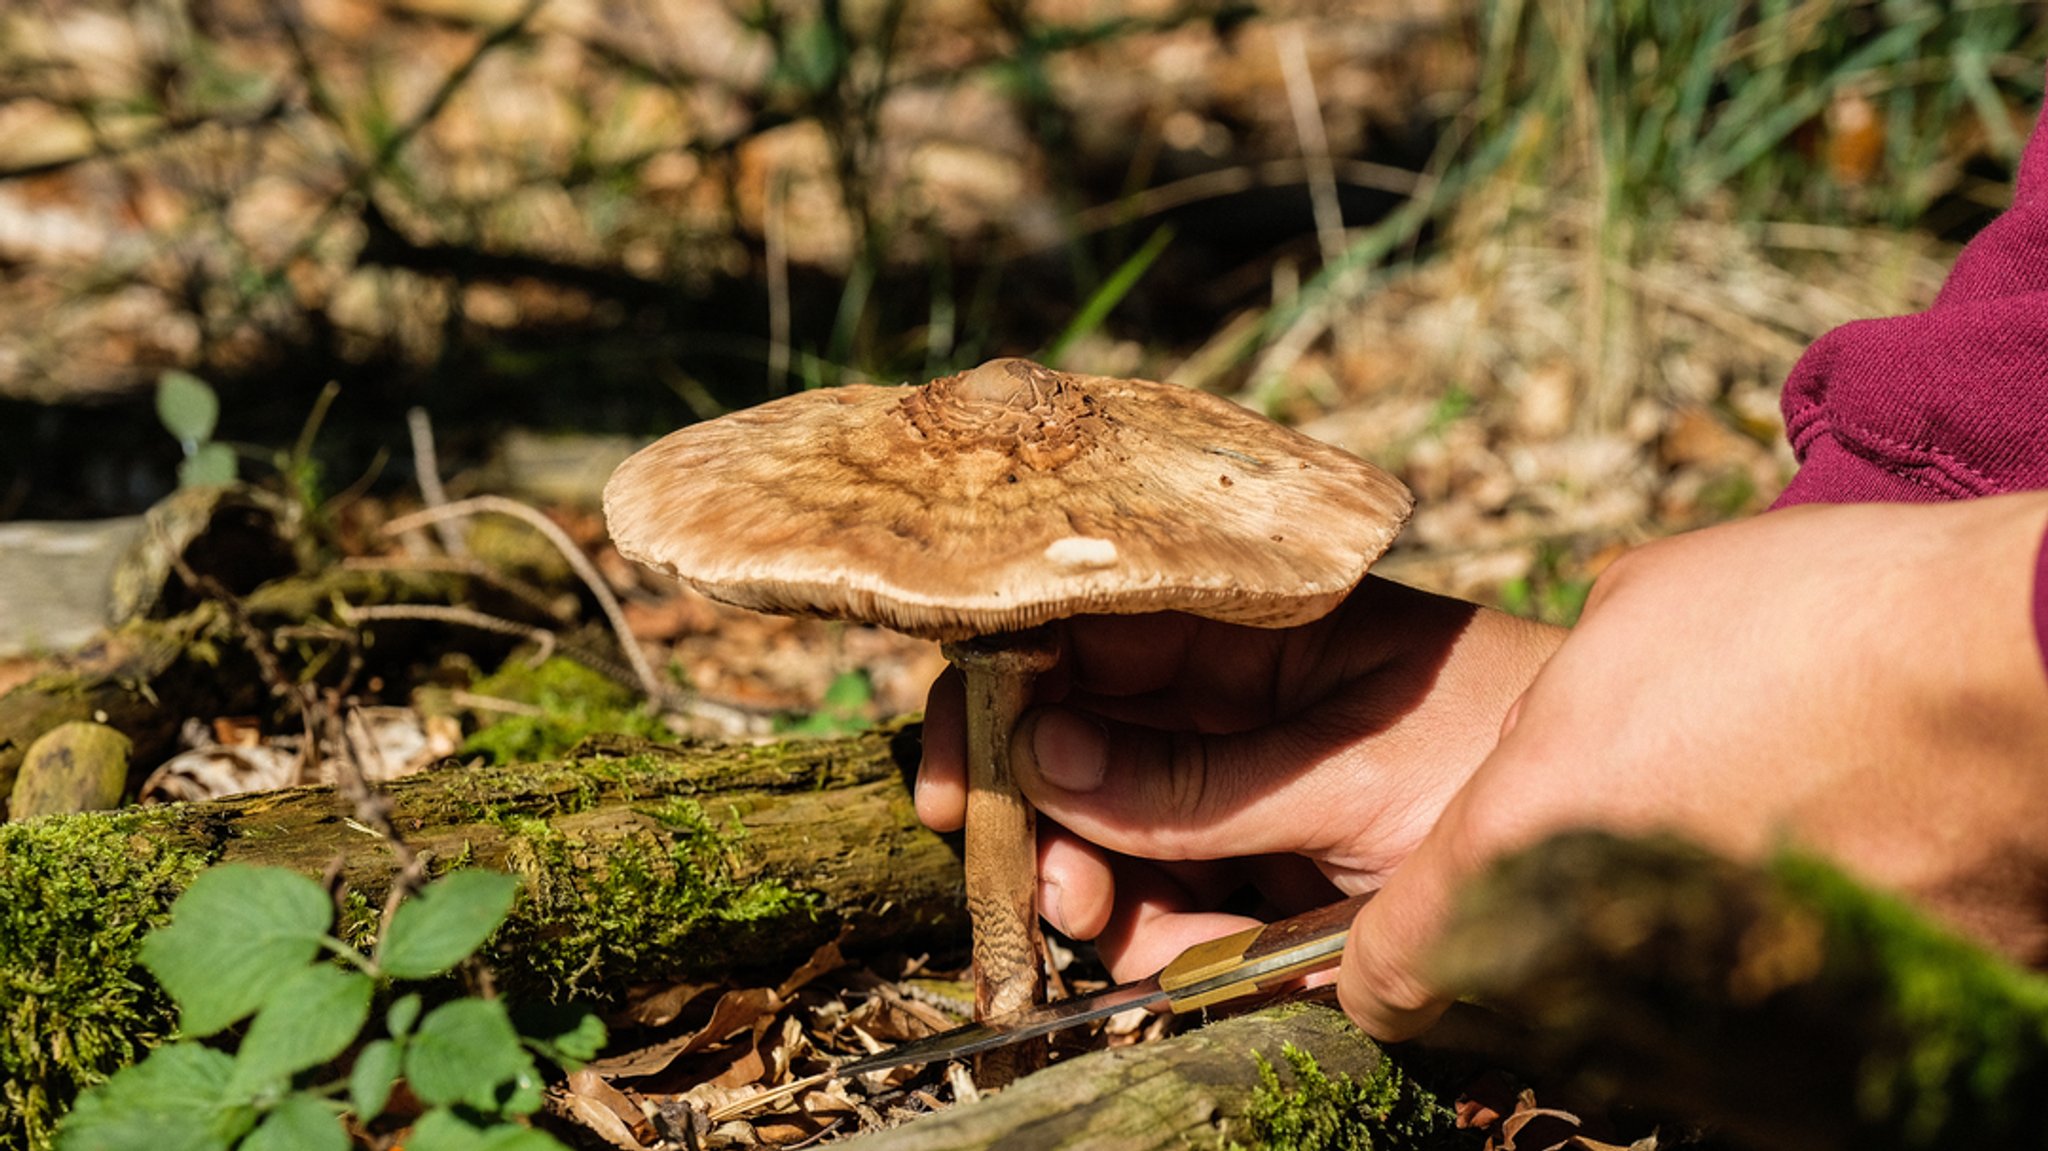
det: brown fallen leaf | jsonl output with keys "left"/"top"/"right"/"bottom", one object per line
{"left": 553, "top": 1069, "right": 655, "bottom": 1150}
{"left": 615, "top": 979, "right": 724, "bottom": 1030}
{"left": 588, "top": 987, "right": 784, "bottom": 1078}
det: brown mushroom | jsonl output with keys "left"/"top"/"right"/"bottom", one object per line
{"left": 603, "top": 358, "right": 1412, "bottom": 1061}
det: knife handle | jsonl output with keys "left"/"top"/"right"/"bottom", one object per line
{"left": 1157, "top": 892, "right": 1374, "bottom": 1012}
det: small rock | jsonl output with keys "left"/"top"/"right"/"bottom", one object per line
{"left": 11, "top": 721, "right": 132, "bottom": 819}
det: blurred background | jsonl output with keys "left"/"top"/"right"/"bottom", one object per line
{"left": 2, "top": 0, "right": 2044, "bottom": 621}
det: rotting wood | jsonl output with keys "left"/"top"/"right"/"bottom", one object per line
{"left": 0, "top": 565, "right": 511, "bottom": 805}
{"left": 840, "top": 1003, "right": 1389, "bottom": 1151}
{"left": 0, "top": 724, "right": 967, "bottom": 1151}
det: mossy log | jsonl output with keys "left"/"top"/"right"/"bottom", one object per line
{"left": 843, "top": 1003, "right": 1447, "bottom": 1151}
{"left": 1433, "top": 831, "right": 2048, "bottom": 1151}
{"left": 0, "top": 565, "right": 499, "bottom": 807}
{"left": 0, "top": 724, "right": 966, "bottom": 1151}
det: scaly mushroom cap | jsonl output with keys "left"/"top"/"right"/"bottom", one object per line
{"left": 604, "top": 358, "right": 1413, "bottom": 641}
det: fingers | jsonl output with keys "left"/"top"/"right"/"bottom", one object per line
{"left": 1089, "top": 859, "right": 1264, "bottom": 984}
{"left": 1335, "top": 818, "right": 1466, "bottom": 1040}
{"left": 914, "top": 666, "right": 966, "bottom": 832}
{"left": 1009, "top": 704, "right": 1373, "bottom": 865}
{"left": 1038, "top": 830, "right": 1115, "bottom": 939}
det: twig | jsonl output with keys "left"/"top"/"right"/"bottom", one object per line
{"left": 1276, "top": 24, "right": 1360, "bottom": 368}
{"left": 766, "top": 169, "right": 792, "bottom": 396}
{"left": 407, "top": 407, "right": 468, "bottom": 556}
{"left": 449, "top": 690, "right": 547, "bottom": 718}
{"left": 381, "top": 496, "right": 670, "bottom": 707}
{"left": 337, "top": 603, "right": 560, "bottom": 667}
{"left": 342, "top": 554, "right": 577, "bottom": 624}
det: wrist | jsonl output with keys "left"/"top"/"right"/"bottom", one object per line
{"left": 1916, "top": 491, "right": 2048, "bottom": 747}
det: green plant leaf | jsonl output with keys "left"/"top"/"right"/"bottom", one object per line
{"left": 405, "top": 998, "right": 534, "bottom": 1111}
{"left": 349, "top": 1038, "right": 402, "bottom": 1121}
{"left": 228, "top": 966, "right": 373, "bottom": 1095}
{"left": 178, "top": 442, "right": 238, "bottom": 488}
{"left": 388, "top": 992, "right": 424, "bottom": 1038}
{"left": 242, "top": 1095, "right": 347, "bottom": 1151}
{"left": 378, "top": 870, "right": 520, "bottom": 979}
{"left": 407, "top": 1109, "right": 570, "bottom": 1151}
{"left": 56, "top": 1043, "right": 256, "bottom": 1151}
{"left": 525, "top": 1009, "right": 607, "bottom": 1067}
{"left": 156, "top": 370, "right": 220, "bottom": 447}
{"left": 140, "top": 865, "right": 334, "bottom": 1037}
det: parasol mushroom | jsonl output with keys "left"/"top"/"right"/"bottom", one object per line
{"left": 603, "top": 357, "right": 1412, "bottom": 1062}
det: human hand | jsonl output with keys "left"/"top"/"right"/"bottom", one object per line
{"left": 1339, "top": 492, "right": 2048, "bottom": 1039}
{"left": 916, "top": 576, "right": 1564, "bottom": 982}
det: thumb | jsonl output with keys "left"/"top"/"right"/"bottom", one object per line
{"left": 1336, "top": 814, "right": 1472, "bottom": 1040}
{"left": 1010, "top": 705, "right": 1364, "bottom": 863}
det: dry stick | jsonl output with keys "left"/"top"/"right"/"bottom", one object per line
{"left": 1277, "top": 26, "right": 1349, "bottom": 295}
{"left": 766, "top": 168, "right": 792, "bottom": 395}
{"left": 1272, "top": 24, "right": 1357, "bottom": 376}
{"left": 382, "top": 497, "right": 671, "bottom": 707}
{"left": 342, "top": 554, "right": 579, "bottom": 625}
{"left": 337, "top": 603, "right": 561, "bottom": 666}
{"left": 407, "top": 407, "right": 469, "bottom": 557}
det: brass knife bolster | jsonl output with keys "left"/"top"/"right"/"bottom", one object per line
{"left": 1156, "top": 891, "right": 1373, "bottom": 1012}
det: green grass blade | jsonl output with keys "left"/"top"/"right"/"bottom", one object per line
{"left": 1040, "top": 224, "right": 1173, "bottom": 368}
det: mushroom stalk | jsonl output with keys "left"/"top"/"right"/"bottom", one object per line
{"left": 943, "top": 629, "right": 1060, "bottom": 1055}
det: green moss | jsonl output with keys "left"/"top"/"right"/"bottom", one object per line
{"left": 1771, "top": 853, "right": 2048, "bottom": 1146}
{"left": 0, "top": 812, "right": 215, "bottom": 1151}
{"left": 459, "top": 658, "right": 673, "bottom": 765}
{"left": 490, "top": 800, "right": 814, "bottom": 1000}
{"left": 1233, "top": 1043, "right": 1466, "bottom": 1151}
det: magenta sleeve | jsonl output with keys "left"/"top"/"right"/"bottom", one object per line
{"left": 2037, "top": 520, "right": 2048, "bottom": 679}
{"left": 1771, "top": 69, "right": 2048, "bottom": 509}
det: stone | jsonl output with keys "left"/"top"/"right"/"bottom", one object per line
{"left": 11, "top": 721, "right": 131, "bottom": 819}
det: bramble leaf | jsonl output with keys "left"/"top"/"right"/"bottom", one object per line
{"left": 406, "top": 1108, "right": 570, "bottom": 1151}
{"left": 56, "top": 1043, "right": 255, "bottom": 1151}
{"left": 242, "top": 1095, "right": 347, "bottom": 1151}
{"left": 406, "top": 998, "right": 533, "bottom": 1110}
{"left": 228, "top": 965, "right": 373, "bottom": 1095}
{"left": 388, "top": 992, "right": 424, "bottom": 1038}
{"left": 141, "top": 865, "right": 333, "bottom": 1037}
{"left": 526, "top": 1009, "right": 607, "bottom": 1067}
{"left": 378, "top": 870, "right": 519, "bottom": 979}
{"left": 349, "top": 1038, "right": 402, "bottom": 1121}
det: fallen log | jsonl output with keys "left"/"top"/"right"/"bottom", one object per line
{"left": 0, "top": 724, "right": 966, "bottom": 1151}
{"left": 842, "top": 1002, "right": 1451, "bottom": 1151}
{"left": 1433, "top": 831, "right": 2048, "bottom": 1151}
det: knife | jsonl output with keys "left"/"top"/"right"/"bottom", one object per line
{"left": 708, "top": 892, "right": 1372, "bottom": 1121}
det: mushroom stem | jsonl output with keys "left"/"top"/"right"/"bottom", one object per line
{"left": 943, "top": 628, "right": 1060, "bottom": 1049}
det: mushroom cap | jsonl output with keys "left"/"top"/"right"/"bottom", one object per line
{"left": 604, "top": 358, "right": 1413, "bottom": 642}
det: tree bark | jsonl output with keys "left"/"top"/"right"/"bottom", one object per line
{"left": 0, "top": 724, "right": 966, "bottom": 1151}
{"left": 843, "top": 1003, "right": 1395, "bottom": 1151}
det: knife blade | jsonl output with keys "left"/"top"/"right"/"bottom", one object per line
{"left": 707, "top": 892, "right": 1372, "bottom": 1121}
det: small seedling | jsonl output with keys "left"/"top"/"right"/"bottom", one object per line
{"left": 156, "top": 370, "right": 238, "bottom": 488}
{"left": 57, "top": 865, "right": 602, "bottom": 1151}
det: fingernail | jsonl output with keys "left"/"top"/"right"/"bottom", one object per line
{"left": 1039, "top": 876, "right": 1067, "bottom": 936}
{"left": 1026, "top": 708, "right": 1106, "bottom": 793}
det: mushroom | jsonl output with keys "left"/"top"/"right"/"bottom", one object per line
{"left": 603, "top": 358, "right": 1412, "bottom": 1054}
